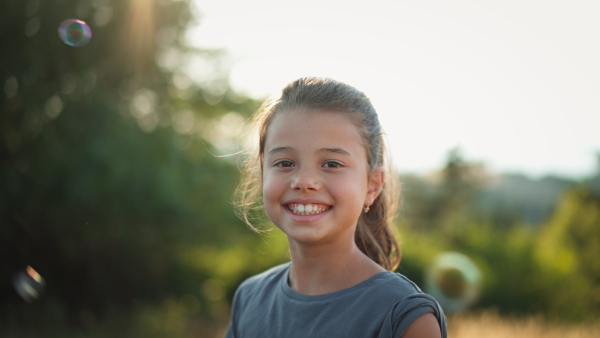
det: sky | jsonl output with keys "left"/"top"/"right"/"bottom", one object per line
{"left": 187, "top": 0, "right": 600, "bottom": 178}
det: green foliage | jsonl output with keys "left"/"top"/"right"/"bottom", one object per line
{"left": 397, "top": 150, "right": 600, "bottom": 322}
{"left": 535, "top": 186, "right": 600, "bottom": 318}
{"left": 399, "top": 210, "right": 599, "bottom": 321}
{"left": 1, "top": 0, "right": 264, "bottom": 335}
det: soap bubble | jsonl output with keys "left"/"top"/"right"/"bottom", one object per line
{"left": 12, "top": 266, "right": 46, "bottom": 303}
{"left": 58, "top": 19, "right": 92, "bottom": 47}
{"left": 425, "top": 251, "right": 482, "bottom": 313}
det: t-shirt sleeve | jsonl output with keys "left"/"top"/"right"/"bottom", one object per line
{"left": 389, "top": 294, "right": 448, "bottom": 338}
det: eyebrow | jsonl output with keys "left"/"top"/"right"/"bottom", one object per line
{"left": 267, "top": 146, "right": 351, "bottom": 156}
{"left": 267, "top": 146, "right": 294, "bottom": 155}
{"left": 319, "top": 147, "right": 351, "bottom": 156}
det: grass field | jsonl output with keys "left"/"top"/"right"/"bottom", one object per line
{"left": 447, "top": 311, "right": 600, "bottom": 338}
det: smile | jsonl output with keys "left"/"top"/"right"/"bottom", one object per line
{"left": 286, "top": 203, "right": 332, "bottom": 216}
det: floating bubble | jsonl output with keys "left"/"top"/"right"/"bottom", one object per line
{"left": 58, "top": 19, "right": 92, "bottom": 47}
{"left": 425, "top": 251, "right": 482, "bottom": 313}
{"left": 12, "top": 266, "right": 46, "bottom": 303}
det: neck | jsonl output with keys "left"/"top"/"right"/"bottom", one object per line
{"left": 287, "top": 240, "right": 385, "bottom": 295}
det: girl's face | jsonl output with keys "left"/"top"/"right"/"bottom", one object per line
{"left": 262, "top": 109, "right": 383, "bottom": 247}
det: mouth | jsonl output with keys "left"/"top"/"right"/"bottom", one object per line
{"left": 286, "top": 203, "right": 332, "bottom": 216}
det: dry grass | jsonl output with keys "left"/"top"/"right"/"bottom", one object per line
{"left": 448, "top": 311, "right": 600, "bottom": 338}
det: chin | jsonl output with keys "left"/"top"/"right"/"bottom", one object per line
{"left": 282, "top": 227, "right": 330, "bottom": 245}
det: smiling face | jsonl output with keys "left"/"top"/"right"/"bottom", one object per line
{"left": 262, "top": 108, "right": 383, "bottom": 248}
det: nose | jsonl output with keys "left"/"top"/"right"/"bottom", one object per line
{"left": 290, "top": 167, "right": 320, "bottom": 192}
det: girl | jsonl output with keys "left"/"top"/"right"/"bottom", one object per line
{"left": 226, "top": 77, "right": 447, "bottom": 337}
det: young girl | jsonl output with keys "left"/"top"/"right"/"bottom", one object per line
{"left": 226, "top": 77, "right": 447, "bottom": 337}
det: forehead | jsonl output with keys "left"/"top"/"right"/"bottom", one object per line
{"left": 264, "top": 109, "right": 364, "bottom": 151}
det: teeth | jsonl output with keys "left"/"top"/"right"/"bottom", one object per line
{"left": 288, "top": 203, "right": 329, "bottom": 216}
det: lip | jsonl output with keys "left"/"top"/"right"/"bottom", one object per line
{"left": 282, "top": 198, "right": 332, "bottom": 223}
{"left": 284, "top": 206, "right": 332, "bottom": 223}
{"left": 283, "top": 198, "right": 332, "bottom": 206}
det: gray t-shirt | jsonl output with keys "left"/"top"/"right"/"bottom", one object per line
{"left": 225, "top": 262, "right": 447, "bottom": 338}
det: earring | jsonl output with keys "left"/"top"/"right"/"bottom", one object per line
{"left": 364, "top": 205, "right": 370, "bottom": 213}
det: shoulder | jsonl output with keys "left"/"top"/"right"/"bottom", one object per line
{"left": 368, "top": 271, "right": 426, "bottom": 298}
{"left": 227, "top": 262, "right": 291, "bottom": 337}
{"left": 237, "top": 262, "right": 290, "bottom": 290}
{"left": 371, "top": 272, "right": 447, "bottom": 338}
{"left": 234, "top": 262, "right": 290, "bottom": 303}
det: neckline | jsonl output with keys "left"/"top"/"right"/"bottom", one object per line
{"left": 280, "top": 263, "right": 391, "bottom": 301}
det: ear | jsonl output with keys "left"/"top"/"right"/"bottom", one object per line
{"left": 365, "top": 168, "right": 385, "bottom": 205}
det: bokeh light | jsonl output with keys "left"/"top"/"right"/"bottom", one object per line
{"left": 58, "top": 19, "right": 92, "bottom": 47}
{"left": 12, "top": 266, "right": 46, "bottom": 303}
{"left": 425, "top": 251, "right": 482, "bottom": 313}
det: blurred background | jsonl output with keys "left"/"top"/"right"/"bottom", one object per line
{"left": 1, "top": 0, "right": 599, "bottom": 337}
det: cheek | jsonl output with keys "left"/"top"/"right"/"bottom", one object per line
{"left": 262, "top": 175, "right": 286, "bottom": 225}
{"left": 331, "top": 174, "right": 367, "bottom": 196}
{"left": 262, "top": 174, "right": 282, "bottom": 206}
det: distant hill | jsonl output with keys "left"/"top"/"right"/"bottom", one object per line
{"left": 473, "top": 173, "right": 575, "bottom": 226}
{"left": 400, "top": 170, "right": 576, "bottom": 228}
{"left": 400, "top": 149, "right": 598, "bottom": 229}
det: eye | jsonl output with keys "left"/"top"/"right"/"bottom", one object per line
{"left": 323, "top": 161, "right": 343, "bottom": 168}
{"left": 274, "top": 160, "right": 294, "bottom": 168}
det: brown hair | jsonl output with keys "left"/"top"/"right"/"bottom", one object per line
{"left": 234, "top": 77, "right": 401, "bottom": 271}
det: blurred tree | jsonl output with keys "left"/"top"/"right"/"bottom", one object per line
{"left": 0, "top": 0, "right": 263, "bottom": 334}
{"left": 401, "top": 147, "right": 488, "bottom": 233}
{"left": 536, "top": 181, "right": 600, "bottom": 319}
